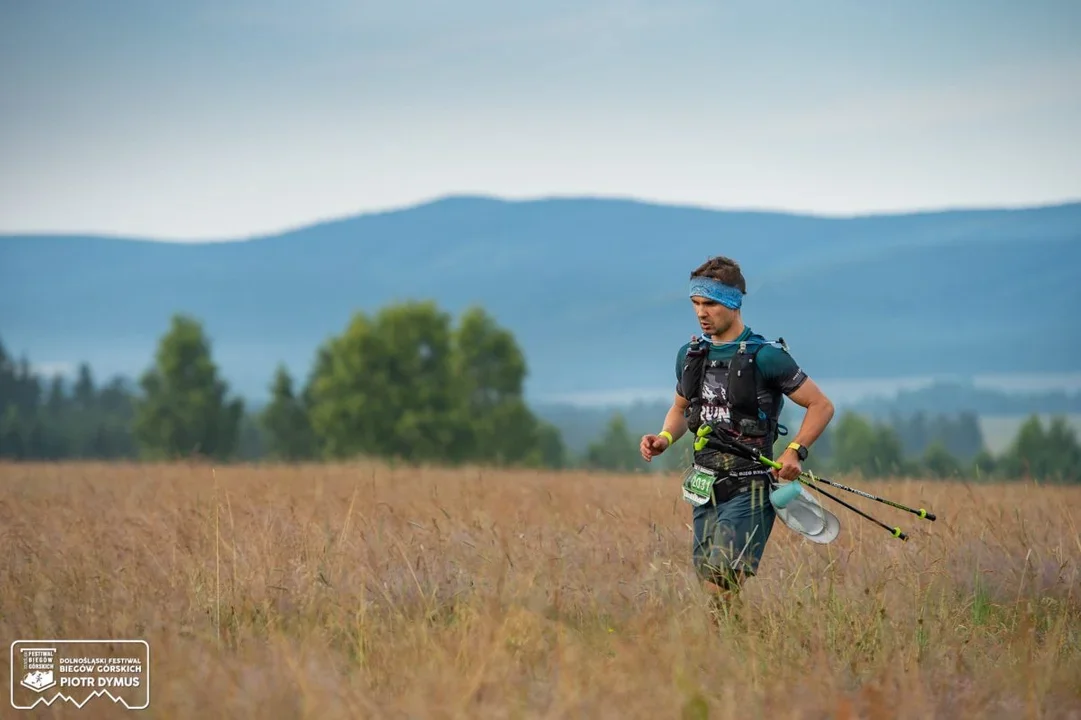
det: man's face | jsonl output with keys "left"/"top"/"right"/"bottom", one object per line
{"left": 691, "top": 296, "right": 736, "bottom": 336}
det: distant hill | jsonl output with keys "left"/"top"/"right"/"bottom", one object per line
{"left": 2, "top": 195, "right": 1080, "bottom": 402}
{"left": 853, "top": 380, "right": 1081, "bottom": 417}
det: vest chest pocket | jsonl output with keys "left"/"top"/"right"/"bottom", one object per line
{"left": 681, "top": 464, "right": 717, "bottom": 506}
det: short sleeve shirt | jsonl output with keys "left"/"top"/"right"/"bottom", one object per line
{"left": 675, "top": 326, "right": 808, "bottom": 397}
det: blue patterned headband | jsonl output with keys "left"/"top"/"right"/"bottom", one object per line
{"left": 689, "top": 276, "right": 743, "bottom": 309}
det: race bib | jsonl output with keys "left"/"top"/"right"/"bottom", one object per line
{"left": 681, "top": 465, "right": 716, "bottom": 506}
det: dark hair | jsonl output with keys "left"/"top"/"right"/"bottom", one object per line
{"left": 689, "top": 256, "right": 747, "bottom": 294}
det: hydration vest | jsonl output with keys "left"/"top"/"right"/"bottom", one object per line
{"left": 678, "top": 333, "right": 789, "bottom": 468}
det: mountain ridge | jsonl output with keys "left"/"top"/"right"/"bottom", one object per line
{"left": 3, "top": 195, "right": 1079, "bottom": 403}
{"left": 5, "top": 193, "right": 1081, "bottom": 245}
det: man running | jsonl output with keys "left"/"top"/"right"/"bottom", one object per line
{"left": 639, "top": 255, "right": 835, "bottom": 605}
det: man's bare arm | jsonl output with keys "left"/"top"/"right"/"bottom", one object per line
{"left": 783, "top": 378, "right": 835, "bottom": 450}
{"left": 661, "top": 392, "right": 690, "bottom": 443}
{"left": 640, "top": 393, "right": 691, "bottom": 462}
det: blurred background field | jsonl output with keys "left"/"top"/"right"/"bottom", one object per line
{"left": 2, "top": 460, "right": 1079, "bottom": 719}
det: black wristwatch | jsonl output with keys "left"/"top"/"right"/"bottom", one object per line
{"left": 787, "top": 442, "right": 809, "bottom": 462}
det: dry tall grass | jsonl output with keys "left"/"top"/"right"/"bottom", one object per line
{"left": 2, "top": 461, "right": 1080, "bottom": 719}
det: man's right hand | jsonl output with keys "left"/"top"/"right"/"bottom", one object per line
{"left": 640, "top": 433, "right": 670, "bottom": 462}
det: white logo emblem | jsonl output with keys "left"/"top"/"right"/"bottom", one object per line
{"left": 10, "top": 640, "right": 150, "bottom": 711}
{"left": 19, "top": 648, "right": 56, "bottom": 693}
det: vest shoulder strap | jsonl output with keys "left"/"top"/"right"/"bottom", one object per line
{"left": 679, "top": 336, "right": 711, "bottom": 402}
{"left": 726, "top": 335, "right": 790, "bottom": 438}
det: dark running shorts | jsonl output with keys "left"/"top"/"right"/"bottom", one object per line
{"left": 691, "top": 475, "right": 776, "bottom": 586}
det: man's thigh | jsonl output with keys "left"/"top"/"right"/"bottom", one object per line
{"left": 692, "top": 481, "right": 776, "bottom": 582}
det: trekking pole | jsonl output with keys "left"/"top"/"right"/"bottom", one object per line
{"left": 791, "top": 475, "right": 907, "bottom": 541}
{"left": 693, "top": 425, "right": 917, "bottom": 541}
{"left": 793, "top": 472, "right": 935, "bottom": 521}
{"left": 691, "top": 425, "right": 936, "bottom": 521}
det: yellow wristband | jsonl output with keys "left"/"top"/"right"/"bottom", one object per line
{"left": 659, "top": 430, "right": 674, "bottom": 444}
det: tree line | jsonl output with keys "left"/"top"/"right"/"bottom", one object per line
{"left": 580, "top": 406, "right": 1081, "bottom": 483}
{"left": 791, "top": 410, "right": 1081, "bottom": 482}
{"left": 0, "top": 302, "right": 566, "bottom": 469}
{"left": 2, "top": 300, "right": 1078, "bottom": 482}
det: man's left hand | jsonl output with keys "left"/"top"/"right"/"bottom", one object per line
{"left": 772, "top": 449, "right": 802, "bottom": 481}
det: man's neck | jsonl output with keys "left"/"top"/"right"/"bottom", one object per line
{"left": 710, "top": 318, "right": 746, "bottom": 344}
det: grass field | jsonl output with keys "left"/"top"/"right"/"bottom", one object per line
{"left": 2, "top": 462, "right": 1080, "bottom": 719}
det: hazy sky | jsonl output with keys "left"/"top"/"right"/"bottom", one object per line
{"left": 2, "top": 0, "right": 1080, "bottom": 240}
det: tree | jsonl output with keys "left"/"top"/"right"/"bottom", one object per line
{"left": 0, "top": 404, "right": 26, "bottom": 459}
{"left": 73, "top": 363, "right": 95, "bottom": 411}
{"left": 0, "top": 336, "right": 139, "bottom": 461}
{"left": 304, "top": 302, "right": 566, "bottom": 469}
{"left": 0, "top": 342, "right": 41, "bottom": 422}
{"left": 1044, "top": 416, "right": 1081, "bottom": 483}
{"left": 831, "top": 411, "right": 907, "bottom": 478}
{"left": 583, "top": 413, "right": 641, "bottom": 472}
{"left": 921, "top": 440, "right": 962, "bottom": 478}
{"left": 132, "top": 315, "right": 244, "bottom": 461}
{"left": 970, "top": 448, "right": 997, "bottom": 481}
{"left": 45, "top": 376, "right": 66, "bottom": 416}
{"left": 894, "top": 410, "right": 930, "bottom": 457}
{"left": 451, "top": 306, "right": 543, "bottom": 465}
{"left": 949, "top": 411, "right": 985, "bottom": 462}
{"left": 0, "top": 340, "right": 39, "bottom": 459}
{"left": 261, "top": 365, "right": 316, "bottom": 461}
{"left": 998, "top": 415, "right": 1081, "bottom": 482}
{"left": 532, "top": 420, "right": 568, "bottom": 469}
{"left": 998, "top": 415, "right": 1052, "bottom": 480}
{"left": 306, "top": 301, "right": 460, "bottom": 462}
{"left": 886, "top": 410, "right": 986, "bottom": 464}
